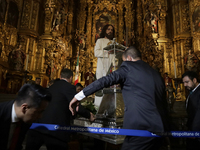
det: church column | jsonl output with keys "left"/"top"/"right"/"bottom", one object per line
{"left": 117, "top": 1, "right": 124, "bottom": 43}
{"left": 86, "top": 1, "right": 93, "bottom": 46}
{"left": 85, "top": 1, "right": 93, "bottom": 71}
{"left": 78, "top": 0, "right": 87, "bottom": 34}
{"left": 158, "top": 2, "right": 167, "bottom": 38}
{"left": 180, "top": 0, "right": 191, "bottom": 76}
{"left": 176, "top": 40, "right": 182, "bottom": 78}
{"left": 173, "top": 41, "right": 178, "bottom": 78}
{"left": 92, "top": 6, "right": 98, "bottom": 45}
{"left": 18, "top": 0, "right": 41, "bottom": 74}
{"left": 166, "top": 42, "right": 173, "bottom": 75}
{"left": 157, "top": 1, "right": 172, "bottom": 75}
{"left": 136, "top": 0, "right": 142, "bottom": 37}
{"left": 67, "top": 1, "right": 73, "bottom": 36}
{"left": 124, "top": 0, "right": 132, "bottom": 46}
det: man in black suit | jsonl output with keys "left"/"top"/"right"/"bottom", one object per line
{"left": 0, "top": 83, "right": 51, "bottom": 150}
{"left": 26, "top": 68, "right": 95, "bottom": 150}
{"left": 69, "top": 46, "right": 169, "bottom": 150}
{"left": 182, "top": 71, "right": 200, "bottom": 150}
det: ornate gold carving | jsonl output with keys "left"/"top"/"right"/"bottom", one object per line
{"left": 30, "top": 2, "right": 39, "bottom": 30}
{"left": 20, "top": 1, "right": 31, "bottom": 29}
{"left": 181, "top": 4, "right": 191, "bottom": 33}
{"left": 0, "top": 0, "right": 197, "bottom": 92}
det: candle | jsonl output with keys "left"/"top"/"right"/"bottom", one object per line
{"left": 25, "top": 54, "right": 29, "bottom": 70}
{"left": 174, "top": 62, "right": 177, "bottom": 78}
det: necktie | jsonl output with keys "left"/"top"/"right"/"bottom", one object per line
{"left": 186, "top": 91, "right": 193, "bottom": 109}
{"left": 9, "top": 121, "right": 22, "bottom": 150}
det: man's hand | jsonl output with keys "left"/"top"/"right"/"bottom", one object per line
{"left": 89, "top": 112, "right": 96, "bottom": 122}
{"left": 69, "top": 97, "right": 79, "bottom": 116}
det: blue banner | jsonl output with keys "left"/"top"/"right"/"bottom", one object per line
{"left": 30, "top": 123, "right": 200, "bottom": 138}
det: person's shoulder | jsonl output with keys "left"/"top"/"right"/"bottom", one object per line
{"left": 0, "top": 100, "right": 13, "bottom": 107}
{"left": 48, "top": 80, "right": 63, "bottom": 88}
{"left": 121, "top": 60, "right": 141, "bottom": 66}
{"left": 118, "top": 61, "right": 132, "bottom": 72}
{"left": 0, "top": 100, "right": 13, "bottom": 115}
{"left": 195, "top": 84, "right": 200, "bottom": 92}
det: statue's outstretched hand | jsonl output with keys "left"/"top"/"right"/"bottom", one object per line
{"left": 69, "top": 97, "right": 79, "bottom": 116}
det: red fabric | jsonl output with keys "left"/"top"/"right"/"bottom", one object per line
{"left": 9, "top": 121, "right": 22, "bottom": 150}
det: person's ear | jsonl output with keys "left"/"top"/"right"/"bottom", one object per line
{"left": 21, "top": 103, "right": 29, "bottom": 114}
{"left": 127, "top": 55, "right": 132, "bottom": 61}
{"left": 70, "top": 76, "right": 73, "bottom": 82}
{"left": 193, "top": 78, "right": 197, "bottom": 84}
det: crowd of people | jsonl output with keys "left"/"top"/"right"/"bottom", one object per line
{"left": 0, "top": 24, "right": 200, "bottom": 150}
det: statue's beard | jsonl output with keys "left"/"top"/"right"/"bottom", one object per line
{"left": 105, "top": 33, "right": 113, "bottom": 40}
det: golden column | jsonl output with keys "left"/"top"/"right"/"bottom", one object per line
{"left": 117, "top": 1, "right": 124, "bottom": 43}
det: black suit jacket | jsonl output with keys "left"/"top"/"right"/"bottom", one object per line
{"left": 83, "top": 60, "right": 169, "bottom": 132}
{"left": 38, "top": 79, "right": 90, "bottom": 142}
{"left": 187, "top": 85, "right": 200, "bottom": 131}
{"left": 0, "top": 100, "right": 31, "bottom": 150}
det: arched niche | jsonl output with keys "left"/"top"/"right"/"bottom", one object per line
{"left": 0, "top": 0, "right": 7, "bottom": 24}
{"left": 7, "top": 1, "right": 19, "bottom": 28}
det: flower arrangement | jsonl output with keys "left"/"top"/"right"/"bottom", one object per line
{"left": 81, "top": 100, "right": 98, "bottom": 115}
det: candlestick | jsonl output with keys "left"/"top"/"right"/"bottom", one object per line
{"left": 174, "top": 62, "right": 177, "bottom": 78}
{"left": 25, "top": 54, "right": 29, "bottom": 70}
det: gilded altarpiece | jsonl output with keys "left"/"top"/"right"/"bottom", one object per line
{"left": 0, "top": 0, "right": 199, "bottom": 95}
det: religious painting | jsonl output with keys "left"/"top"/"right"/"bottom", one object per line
{"left": 144, "top": 11, "right": 158, "bottom": 33}
{"left": 95, "top": 14, "right": 115, "bottom": 42}
{"left": 192, "top": 6, "right": 200, "bottom": 32}
{"left": 0, "top": 0, "right": 7, "bottom": 24}
{"left": 7, "top": 1, "right": 19, "bottom": 28}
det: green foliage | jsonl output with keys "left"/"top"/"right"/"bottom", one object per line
{"left": 81, "top": 101, "right": 97, "bottom": 115}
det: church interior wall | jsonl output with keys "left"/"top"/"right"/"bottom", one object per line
{"left": 0, "top": 0, "right": 199, "bottom": 97}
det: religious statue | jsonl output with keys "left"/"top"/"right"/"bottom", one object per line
{"left": 163, "top": 73, "right": 172, "bottom": 87}
{"left": 175, "top": 88, "right": 186, "bottom": 102}
{"left": 84, "top": 67, "right": 95, "bottom": 87}
{"left": 52, "top": 11, "right": 62, "bottom": 31}
{"left": 78, "top": 34, "right": 86, "bottom": 50}
{"left": 8, "top": 45, "right": 26, "bottom": 71}
{"left": 184, "top": 49, "right": 199, "bottom": 72}
{"left": 166, "top": 82, "right": 175, "bottom": 112}
{"left": 144, "top": 11, "right": 158, "bottom": 33}
{"left": 46, "top": 65, "right": 51, "bottom": 77}
{"left": 150, "top": 13, "right": 158, "bottom": 33}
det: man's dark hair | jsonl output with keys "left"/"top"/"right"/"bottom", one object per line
{"left": 15, "top": 84, "right": 51, "bottom": 108}
{"left": 60, "top": 68, "right": 73, "bottom": 79}
{"left": 76, "top": 83, "right": 83, "bottom": 88}
{"left": 100, "top": 24, "right": 115, "bottom": 39}
{"left": 182, "top": 71, "right": 199, "bottom": 82}
{"left": 123, "top": 46, "right": 141, "bottom": 59}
